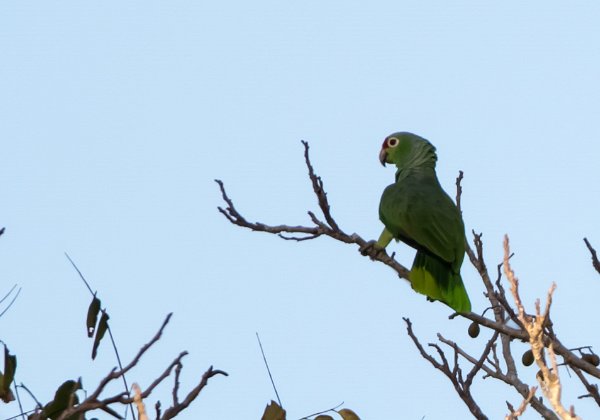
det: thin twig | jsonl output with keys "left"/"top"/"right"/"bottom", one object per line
{"left": 297, "top": 401, "right": 344, "bottom": 420}
{"left": 572, "top": 366, "right": 600, "bottom": 406}
{"left": 65, "top": 252, "right": 94, "bottom": 295}
{"left": 12, "top": 374, "right": 26, "bottom": 420}
{"left": 4, "top": 410, "right": 36, "bottom": 420}
{"left": 172, "top": 362, "right": 183, "bottom": 407}
{"left": 256, "top": 333, "right": 282, "bottom": 408}
{"left": 0, "top": 286, "right": 21, "bottom": 318}
{"left": 12, "top": 393, "right": 26, "bottom": 420}
{"left": 16, "top": 383, "right": 43, "bottom": 410}
{"left": 0, "top": 284, "right": 18, "bottom": 306}
{"left": 107, "top": 325, "right": 133, "bottom": 417}
{"left": 455, "top": 170, "right": 464, "bottom": 213}
{"left": 505, "top": 386, "right": 537, "bottom": 419}
{"left": 584, "top": 238, "right": 600, "bottom": 275}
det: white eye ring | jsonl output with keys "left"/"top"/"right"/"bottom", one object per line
{"left": 387, "top": 137, "right": 399, "bottom": 147}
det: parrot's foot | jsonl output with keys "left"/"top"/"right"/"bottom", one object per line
{"left": 359, "top": 240, "right": 386, "bottom": 259}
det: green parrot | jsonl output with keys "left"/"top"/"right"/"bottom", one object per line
{"left": 374, "top": 132, "right": 471, "bottom": 313}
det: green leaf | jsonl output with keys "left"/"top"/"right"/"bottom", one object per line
{"left": 41, "top": 378, "right": 83, "bottom": 419}
{"left": 0, "top": 344, "right": 16, "bottom": 403}
{"left": 338, "top": 408, "right": 361, "bottom": 420}
{"left": 86, "top": 295, "right": 101, "bottom": 338}
{"left": 92, "top": 311, "right": 110, "bottom": 360}
{"left": 0, "top": 378, "right": 14, "bottom": 403}
{"left": 261, "top": 400, "right": 286, "bottom": 420}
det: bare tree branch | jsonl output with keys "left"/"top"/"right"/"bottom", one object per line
{"left": 436, "top": 332, "right": 557, "bottom": 419}
{"left": 404, "top": 317, "right": 488, "bottom": 420}
{"left": 572, "top": 366, "right": 600, "bottom": 405}
{"left": 215, "top": 141, "right": 410, "bottom": 280}
{"left": 504, "top": 236, "right": 580, "bottom": 419}
{"left": 455, "top": 170, "right": 526, "bottom": 393}
{"left": 160, "top": 366, "right": 228, "bottom": 420}
{"left": 455, "top": 176, "right": 600, "bottom": 394}
{"left": 449, "top": 173, "right": 547, "bottom": 417}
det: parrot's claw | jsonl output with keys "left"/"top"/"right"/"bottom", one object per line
{"left": 359, "top": 240, "right": 386, "bottom": 259}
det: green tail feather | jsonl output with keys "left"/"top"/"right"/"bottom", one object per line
{"left": 409, "top": 251, "right": 471, "bottom": 313}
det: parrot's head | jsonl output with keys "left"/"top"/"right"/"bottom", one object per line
{"left": 379, "top": 132, "right": 437, "bottom": 169}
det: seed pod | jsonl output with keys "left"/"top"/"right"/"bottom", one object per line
{"left": 582, "top": 353, "right": 600, "bottom": 366}
{"left": 522, "top": 349, "right": 534, "bottom": 366}
{"left": 468, "top": 322, "right": 480, "bottom": 338}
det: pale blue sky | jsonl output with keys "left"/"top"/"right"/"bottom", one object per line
{"left": 1, "top": 2, "right": 599, "bottom": 419}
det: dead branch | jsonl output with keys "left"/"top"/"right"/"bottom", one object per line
{"left": 133, "top": 383, "right": 148, "bottom": 420}
{"left": 572, "top": 366, "right": 600, "bottom": 405}
{"left": 215, "top": 141, "right": 410, "bottom": 280}
{"left": 504, "top": 235, "right": 579, "bottom": 419}
{"left": 404, "top": 317, "right": 488, "bottom": 420}
{"left": 160, "top": 366, "right": 228, "bottom": 420}
{"left": 454, "top": 176, "right": 560, "bottom": 418}
{"left": 454, "top": 173, "right": 530, "bottom": 398}
{"left": 456, "top": 175, "right": 600, "bottom": 401}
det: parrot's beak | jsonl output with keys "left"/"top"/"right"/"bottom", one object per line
{"left": 379, "top": 148, "right": 387, "bottom": 166}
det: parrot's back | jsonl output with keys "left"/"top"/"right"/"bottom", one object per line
{"left": 379, "top": 168, "right": 471, "bottom": 312}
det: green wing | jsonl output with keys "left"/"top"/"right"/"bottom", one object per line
{"left": 379, "top": 175, "right": 470, "bottom": 312}
{"left": 379, "top": 176, "right": 465, "bottom": 268}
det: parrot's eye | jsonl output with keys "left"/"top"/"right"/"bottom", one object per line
{"left": 387, "top": 137, "right": 399, "bottom": 148}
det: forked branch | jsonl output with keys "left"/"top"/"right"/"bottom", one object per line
{"left": 403, "top": 317, "right": 488, "bottom": 420}
{"left": 215, "top": 141, "right": 409, "bottom": 280}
